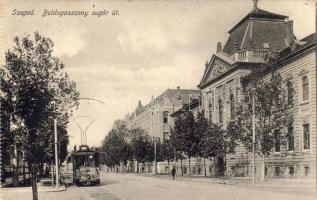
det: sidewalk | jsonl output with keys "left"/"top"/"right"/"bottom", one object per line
{"left": 0, "top": 174, "right": 30, "bottom": 188}
{"left": 131, "top": 172, "right": 317, "bottom": 196}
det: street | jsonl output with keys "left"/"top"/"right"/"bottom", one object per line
{"left": 1, "top": 172, "right": 316, "bottom": 200}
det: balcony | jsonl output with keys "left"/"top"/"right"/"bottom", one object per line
{"left": 232, "top": 50, "right": 269, "bottom": 63}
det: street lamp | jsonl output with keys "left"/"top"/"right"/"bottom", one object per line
{"left": 151, "top": 110, "right": 158, "bottom": 175}
{"left": 54, "top": 119, "right": 59, "bottom": 188}
{"left": 252, "top": 96, "right": 256, "bottom": 185}
{"left": 51, "top": 100, "right": 59, "bottom": 189}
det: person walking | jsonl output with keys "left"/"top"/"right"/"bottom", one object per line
{"left": 171, "top": 166, "right": 176, "bottom": 180}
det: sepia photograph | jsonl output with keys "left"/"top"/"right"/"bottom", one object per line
{"left": 0, "top": 0, "right": 316, "bottom": 200}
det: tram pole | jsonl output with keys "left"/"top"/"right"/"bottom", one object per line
{"left": 54, "top": 119, "right": 59, "bottom": 188}
{"left": 252, "top": 96, "right": 256, "bottom": 185}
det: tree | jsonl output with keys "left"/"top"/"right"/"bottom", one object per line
{"left": 101, "top": 125, "right": 132, "bottom": 171}
{"left": 224, "top": 121, "right": 242, "bottom": 177}
{"left": 237, "top": 53, "right": 294, "bottom": 181}
{"left": 0, "top": 96, "right": 14, "bottom": 183}
{"left": 170, "top": 115, "right": 186, "bottom": 176}
{"left": 101, "top": 129, "right": 123, "bottom": 168}
{"left": 171, "top": 111, "right": 198, "bottom": 176}
{"left": 130, "top": 127, "right": 151, "bottom": 173}
{"left": 182, "top": 111, "right": 199, "bottom": 176}
{"left": 158, "top": 138, "right": 174, "bottom": 165}
{"left": 1, "top": 32, "right": 79, "bottom": 200}
{"left": 201, "top": 122, "right": 225, "bottom": 177}
{"left": 195, "top": 111, "right": 209, "bottom": 177}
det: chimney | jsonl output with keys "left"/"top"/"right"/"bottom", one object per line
{"left": 233, "top": 35, "right": 238, "bottom": 52}
{"left": 176, "top": 86, "right": 181, "bottom": 100}
{"left": 138, "top": 100, "right": 142, "bottom": 107}
{"left": 217, "top": 42, "right": 222, "bottom": 53}
{"left": 286, "top": 20, "right": 294, "bottom": 44}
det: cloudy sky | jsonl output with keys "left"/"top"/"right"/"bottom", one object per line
{"left": 4, "top": 0, "right": 315, "bottom": 148}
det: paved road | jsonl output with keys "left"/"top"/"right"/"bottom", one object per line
{"left": 102, "top": 173, "right": 316, "bottom": 200}
{"left": 1, "top": 172, "right": 316, "bottom": 200}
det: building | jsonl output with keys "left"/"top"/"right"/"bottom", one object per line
{"left": 171, "top": 96, "right": 218, "bottom": 177}
{"left": 197, "top": 3, "right": 316, "bottom": 178}
{"left": 123, "top": 87, "right": 200, "bottom": 173}
{"left": 124, "top": 87, "right": 200, "bottom": 141}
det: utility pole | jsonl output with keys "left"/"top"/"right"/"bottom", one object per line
{"left": 154, "top": 137, "right": 157, "bottom": 174}
{"left": 252, "top": 96, "right": 256, "bottom": 185}
{"left": 54, "top": 119, "right": 59, "bottom": 188}
{"left": 152, "top": 111, "right": 157, "bottom": 174}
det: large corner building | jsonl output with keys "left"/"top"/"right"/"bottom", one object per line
{"left": 197, "top": 4, "right": 316, "bottom": 178}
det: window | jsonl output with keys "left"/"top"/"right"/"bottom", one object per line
{"left": 287, "top": 126, "right": 294, "bottom": 151}
{"left": 274, "top": 131, "right": 280, "bottom": 153}
{"left": 165, "top": 166, "right": 169, "bottom": 173}
{"left": 218, "top": 97, "right": 223, "bottom": 124}
{"left": 287, "top": 80, "right": 294, "bottom": 105}
{"left": 289, "top": 166, "right": 294, "bottom": 176}
{"left": 230, "top": 94, "right": 235, "bottom": 120}
{"left": 163, "top": 132, "right": 169, "bottom": 140}
{"left": 303, "top": 124, "right": 310, "bottom": 150}
{"left": 163, "top": 111, "right": 168, "bottom": 123}
{"left": 302, "top": 75, "right": 309, "bottom": 101}
{"left": 304, "top": 166, "right": 310, "bottom": 176}
{"left": 208, "top": 93, "right": 213, "bottom": 122}
{"left": 274, "top": 167, "right": 281, "bottom": 176}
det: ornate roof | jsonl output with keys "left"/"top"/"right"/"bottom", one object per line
{"left": 223, "top": 7, "right": 295, "bottom": 55}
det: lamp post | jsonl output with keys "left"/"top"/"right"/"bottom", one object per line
{"left": 54, "top": 119, "right": 59, "bottom": 188}
{"left": 252, "top": 96, "right": 256, "bottom": 185}
{"left": 151, "top": 109, "right": 158, "bottom": 175}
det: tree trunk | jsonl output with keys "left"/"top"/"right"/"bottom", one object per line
{"left": 213, "top": 157, "right": 216, "bottom": 179}
{"left": 12, "top": 145, "right": 19, "bottom": 186}
{"left": 31, "top": 164, "right": 38, "bottom": 200}
{"left": 180, "top": 159, "right": 183, "bottom": 176}
{"left": 188, "top": 157, "right": 191, "bottom": 176}
{"left": 173, "top": 148, "right": 176, "bottom": 166}
{"left": 203, "top": 158, "right": 207, "bottom": 177}
{"left": 261, "top": 160, "right": 265, "bottom": 182}
{"left": 136, "top": 161, "right": 139, "bottom": 173}
{"left": 224, "top": 153, "right": 227, "bottom": 179}
{"left": 22, "top": 152, "right": 26, "bottom": 182}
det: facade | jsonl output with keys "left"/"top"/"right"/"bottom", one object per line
{"left": 170, "top": 97, "right": 219, "bottom": 177}
{"left": 197, "top": 5, "right": 316, "bottom": 178}
{"left": 124, "top": 87, "right": 200, "bottom": 141}
{"left": 119, "top": 4, "right": 316, "bottom": 179}
{"left": 123, "top": 87, "right": 200, "bottom": 173}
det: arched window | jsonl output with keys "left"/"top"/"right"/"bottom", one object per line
{"left": 230, "top": 94, "right": 235, "bottom": 120}
{"left": 208, "top": 93, "right": 213, "bottom": 122}
{"left": 287, "top": 80, "right": 294, "bottom": 105}
{"left": 163, "top": 111, "right": 169, "bottom": 124}
{"left": 302, "top": 75, "right": 309, "bottom": 101}
{"left": 218, "top": 97, "right": 223, "bottom": 124}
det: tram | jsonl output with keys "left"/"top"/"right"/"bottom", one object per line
{"left": 72, "top": 145, "right": 100, "bottom": 186}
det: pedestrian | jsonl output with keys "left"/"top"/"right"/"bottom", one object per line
{"left": 171, "top": 166, "right": 176, "bottom": 180}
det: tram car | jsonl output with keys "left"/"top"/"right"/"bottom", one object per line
{"left": 72, "top": 145, "right": 100, "bottom": 186}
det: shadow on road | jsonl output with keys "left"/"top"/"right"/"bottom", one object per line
{"left": 99, "top": 180, "right": 120, "bottom": 186}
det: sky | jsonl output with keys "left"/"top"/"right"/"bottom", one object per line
{"left": 4, "top": 0, "right": 315, "bottom": 148}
